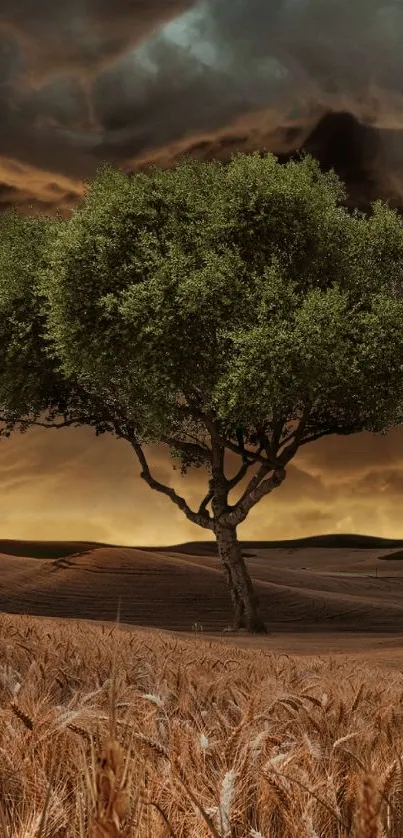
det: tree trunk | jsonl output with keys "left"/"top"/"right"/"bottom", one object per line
{"left": 220, "top": 557, "right": 246, "bottom": 629}
{"left": 215, "top": 523, "right": 267, "bottom": 633}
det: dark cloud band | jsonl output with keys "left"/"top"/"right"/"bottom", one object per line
{"left": 0, "top": 0, "right": 403, "bottom": 213}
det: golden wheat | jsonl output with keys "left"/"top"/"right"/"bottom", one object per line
{"left": 0, "top": 612, "right": 402, "bottom": 836}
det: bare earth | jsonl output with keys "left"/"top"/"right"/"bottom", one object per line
{"left": 2, "top": 534, "right": 403, "bottom": 669}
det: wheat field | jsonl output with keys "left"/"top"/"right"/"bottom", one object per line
{"left": 0, "top": 613, "right": 402, "bottom": 837}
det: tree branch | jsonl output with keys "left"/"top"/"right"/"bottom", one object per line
{"left": 277, "top": 426, "right": 297, "bottom": 450}
{"left": 222, "top": 436, "right": 277, "bottom": 465}
{"left": 186, "top": 432, "right": 211, "bottom": 449}
{"left": 224, "top": 467, "right": 286, "bottom": 527}
{"left": 277, "top": 402, "right": 312, "bottom": 464}
{"left": 222, "top": 417, "right": 291, "bottom": 527}
{"left": 198, "top": 489, "right": 214, "bottom": 515}
{"left": 300, "top": 422, "right": 364, "bottom": 446}
{"left": 0, "top": 414, "right": 88, "bottom": 431}
{"left": 227, "top": 460, "right": 253, "bottom": 491}
{"left": 33, "top": 418, "right": 82, "bottom": 429}
{"left": 162, "top": 436, "right": 211, "bottom": 461}
{"left": 178, "top": 402, "right": 278, "bottom": 466}
{"left": 229, "top": 460, "right": 273, "bottom": 510}
{"left": 124, "top": 432, "right": 213, "bottom": 530}
{"left": 269, "top": 417, "right": 286, "bottom": 458}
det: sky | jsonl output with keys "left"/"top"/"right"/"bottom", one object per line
{"left": 1, "top": 0, "right": 403, "bottom": 545}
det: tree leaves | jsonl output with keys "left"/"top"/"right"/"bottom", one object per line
{"left": 2, "top": 151, "right": 403, "bottom": 472}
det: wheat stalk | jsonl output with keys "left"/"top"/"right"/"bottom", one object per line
{"left": 355, "top": 774, "right": 382, "bottom": 838}
{"left": 90, "top": 738, "right": 130, "bottom": 838}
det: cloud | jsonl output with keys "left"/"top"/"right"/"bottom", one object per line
{"left": 295, "top": 429, "right": 403, "bottom": 481}
{"left": 102, "top": 0, "right": 403, "bottom": 198}
{"left": 0, "top": 1, "right": 195, "bottom": 78}
{"left": 0, "top": 2, "right": 195, "bottom": 206}
{"left": 2, "top": 0, "right": 403, "bottom": 210}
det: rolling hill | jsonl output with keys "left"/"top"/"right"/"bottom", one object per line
{"left": 1, "top": 534, "right": 403, "bottom": 633}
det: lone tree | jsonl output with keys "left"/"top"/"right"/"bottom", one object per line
{"left": 2, "top": 152, "right": 403, "bottom": 632}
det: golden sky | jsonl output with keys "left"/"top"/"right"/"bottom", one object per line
{"left": 1, "top": 424, "right": 403, "bottom": 545}
{"left": 1, "top": 0, "right": 403, "bottom": 543}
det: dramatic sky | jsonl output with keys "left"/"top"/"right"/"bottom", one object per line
{"left": 1, "top": 0, "right": 403, "bottom": 544}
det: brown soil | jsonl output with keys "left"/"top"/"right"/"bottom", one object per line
{"left": 2, "top": 535, "right": 403, "bottom": 668}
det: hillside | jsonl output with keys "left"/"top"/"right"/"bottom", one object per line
{"left": 1, "top": 535, "right": 403, "bottom": 633}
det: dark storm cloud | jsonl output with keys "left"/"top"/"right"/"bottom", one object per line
{"left": 90, "top": 0, "right": 403, "bottom": 185}
{"left": 1, "top": 0, "right": 403, "bottom": 209}
{"left": 0, "top": 1, "right": 195, "bottom": 77}
{"left": 0, "top": 1, "right": 195, "bottom": 205}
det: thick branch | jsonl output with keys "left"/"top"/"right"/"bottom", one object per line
{"left": 198, "top": 489, "right": 214, "bottom": 515}
{"left": 231, "top": 460, "right": 272, "bottom": 509}
{"left": 186, "top": 432, "right": 211, "bottom": 449}
{"left": 224, "top": 467, "right": 286, "bottom": 527}
{"left": 277, "top": 426, "right": 297, "bottom": 450}
{"left": 127, "top": 434, "right": 213, "bottom": 530}
{"left": 226, "top": 433, "right": 268, "bottom": 492}
{"left": 227, "top": 460, "right": 253, "bottom": 491}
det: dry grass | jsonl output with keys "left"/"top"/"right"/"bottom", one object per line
{"left": 0, "top": 614, "right": 403, "bottom": 836}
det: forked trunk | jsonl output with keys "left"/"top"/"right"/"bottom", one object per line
{"left": 215, "top": 523, "right": 267, "bottom": 633}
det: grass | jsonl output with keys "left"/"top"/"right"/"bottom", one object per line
{"left": 0, "top": 613, "right": 402, "bottom": 836}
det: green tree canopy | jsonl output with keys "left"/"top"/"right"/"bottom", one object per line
{"left": 2, "top": 151, "right": 403, "bottom": 632}
{"left": 0, "top": 209, "right": 122, "bottom": 437}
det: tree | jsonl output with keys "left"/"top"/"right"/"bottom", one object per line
{"left": 2, "top": 152, "right": 403, "bottom": 633}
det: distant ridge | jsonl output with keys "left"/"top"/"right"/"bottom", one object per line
{"left": 1, "top": 533, "right": 403, "bottom": 561}
{"left": 0, "top": 540, "right": 103, "bottom": 559}
{"left": 148, "top": 534, "right": 403, "bottom": 556}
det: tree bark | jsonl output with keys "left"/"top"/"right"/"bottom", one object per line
{"left": 214, "top": 522, "right": 267, "bottom": 633}
{"left": 219, "top": 555, "right": 245, "bottom": 630}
